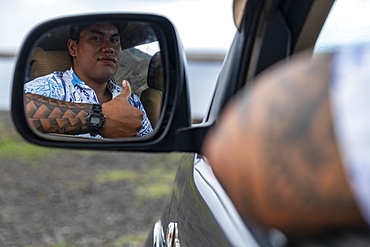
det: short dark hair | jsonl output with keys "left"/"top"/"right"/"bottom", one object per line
{"left": 69, "top": 22, "right": 127, "bottom": 42}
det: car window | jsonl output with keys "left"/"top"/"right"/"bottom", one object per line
{"left": 314, "top": 0, "right": 370, "bottom": 54}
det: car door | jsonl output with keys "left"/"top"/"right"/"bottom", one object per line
{"left": 145, "top": 0, "right": 337, "bottom": 246}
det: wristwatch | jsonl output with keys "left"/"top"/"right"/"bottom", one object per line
{"left": 86, "top": 104, "right": 106, "bottom": 137}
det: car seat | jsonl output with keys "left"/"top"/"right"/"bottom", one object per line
{"left": 27, "top": 25, "right": 71, "bottom": 80}
{"left": 140, "top": 52, "right": 163, "bottom": 126}
{"left": 29, "top": 47, "right": 72, "bottom": 80}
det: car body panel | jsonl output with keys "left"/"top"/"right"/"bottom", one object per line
{"left": 150, "top": 152, "right": 265, "bottom": 246}
{"left": 146, "top": 154, "right": 231, "bottom": 246}
{"left": 146, "top": 1, "right": 339, "bottom": 246}
{"left": 193, "top": 155, "right": 262, "bottom": 246}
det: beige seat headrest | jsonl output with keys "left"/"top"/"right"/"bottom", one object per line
{"left": 146, "top": 52, "right": 163, "bottom": 90}
{"left": 29, "top": 47, "right": 72, "bottom": 80}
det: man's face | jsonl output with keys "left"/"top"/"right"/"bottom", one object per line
{"left": 68, "top": 22, "right": 121, "bottom": 84}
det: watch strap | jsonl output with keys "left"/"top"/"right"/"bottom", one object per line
{"left": 87, "top": 104, "right": 105, "bottom": 137}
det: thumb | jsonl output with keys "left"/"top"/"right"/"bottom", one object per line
{"left": 120, "top": 80, "right": 132, "bottom": 101}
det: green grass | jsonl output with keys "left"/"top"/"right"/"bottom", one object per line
{"left": 0, "top": 115, "right": 185, "bottom": 204}
{"left": 95, "top": 170, "right": 139, "bottom": 183}
{"left": 68, "top": 180, "right": 89, "bottom": 190}
{"left": 111, "top": 232, "right": 148, "bottom": 247}
{"left": 26, "top": 243, "right": 67, "bottom": 247}
{"left": 93, "top": 153, "right": 187, "bottom": 205}
{"left": 0, "top": 112, "right": 190, "bottom": 247}
{"left": 0, "top": 135, "right": 60, "bottom": 168}
{"left": 0, "top": 119, "right": 56, "bottom": 165}
{"left": 52, "top": 242, "right": 68, "bottom": 247}
{"left": 0, "top": 119, "right": 95, "bottom": 168}
{"left": 135, "top": 183, "right": 172, "bottom": 202}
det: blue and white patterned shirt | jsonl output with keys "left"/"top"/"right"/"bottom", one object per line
{"left": 24, "top": 67, "right": 153, "bottom": 137}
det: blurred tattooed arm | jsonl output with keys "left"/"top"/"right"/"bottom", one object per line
{"left": 203, "top": 51, "right": 366, "bottom": 237}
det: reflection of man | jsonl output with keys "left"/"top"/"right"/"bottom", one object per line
{"left": 203, "top": 47, "right": 369, "bottom": 238}
{"left": 24, "top": 22, "right": 153, "bottom": 138}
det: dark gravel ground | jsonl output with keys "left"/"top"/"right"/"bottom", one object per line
{"left": 0, "top": 111, "right": 186, "bottom": 247}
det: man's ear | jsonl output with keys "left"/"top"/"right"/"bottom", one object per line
{"left": 67, "top": 39, "right": 77, "bottom": 57}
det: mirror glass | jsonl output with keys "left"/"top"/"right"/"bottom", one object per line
{"left": 23, "top": 20, "right": 163, "bottom": 139}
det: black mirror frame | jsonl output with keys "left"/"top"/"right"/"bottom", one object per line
{"left": 11, "top": 13, "right": 191, "bottom": 152}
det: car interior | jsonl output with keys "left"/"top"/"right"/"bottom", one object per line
{"left": 26, "top": 23, "right": 163, "bottom": 127}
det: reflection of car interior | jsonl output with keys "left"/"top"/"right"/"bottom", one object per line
{"left": 29, "top": 47, "right": 70, "bottom": 80}
{"left": 140, "top": 52, "right": 162, "bottom": 126}
{"left": 27, "top": 24, "right": 162, "bottom": 126}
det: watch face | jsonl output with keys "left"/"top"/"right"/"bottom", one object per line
{"left": 90, "top": 116, "right": 101, "bottom": 125}
{"left": 87, "top": 105, "right": 105, "bottom": 136}
{"left": 90, "top": 117, "right": 100, "bottom": 124}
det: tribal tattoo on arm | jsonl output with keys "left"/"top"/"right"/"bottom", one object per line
{"left": 241, "top": 53, "right": 364, "bottom": 233}
{"left": 24, "top": 93, "right": 92, "bottom": 135}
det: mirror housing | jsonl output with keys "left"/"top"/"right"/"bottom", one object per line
{"left": 11, "top": 13, "right": 191, "bottom": 152}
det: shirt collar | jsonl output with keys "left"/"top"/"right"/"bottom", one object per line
{"left": 68, "top": 67, "right": 117, "bottom": 91}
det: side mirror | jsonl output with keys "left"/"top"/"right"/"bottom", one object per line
{"left": 12, "top": 14, "right": 191, "bottom": 152}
